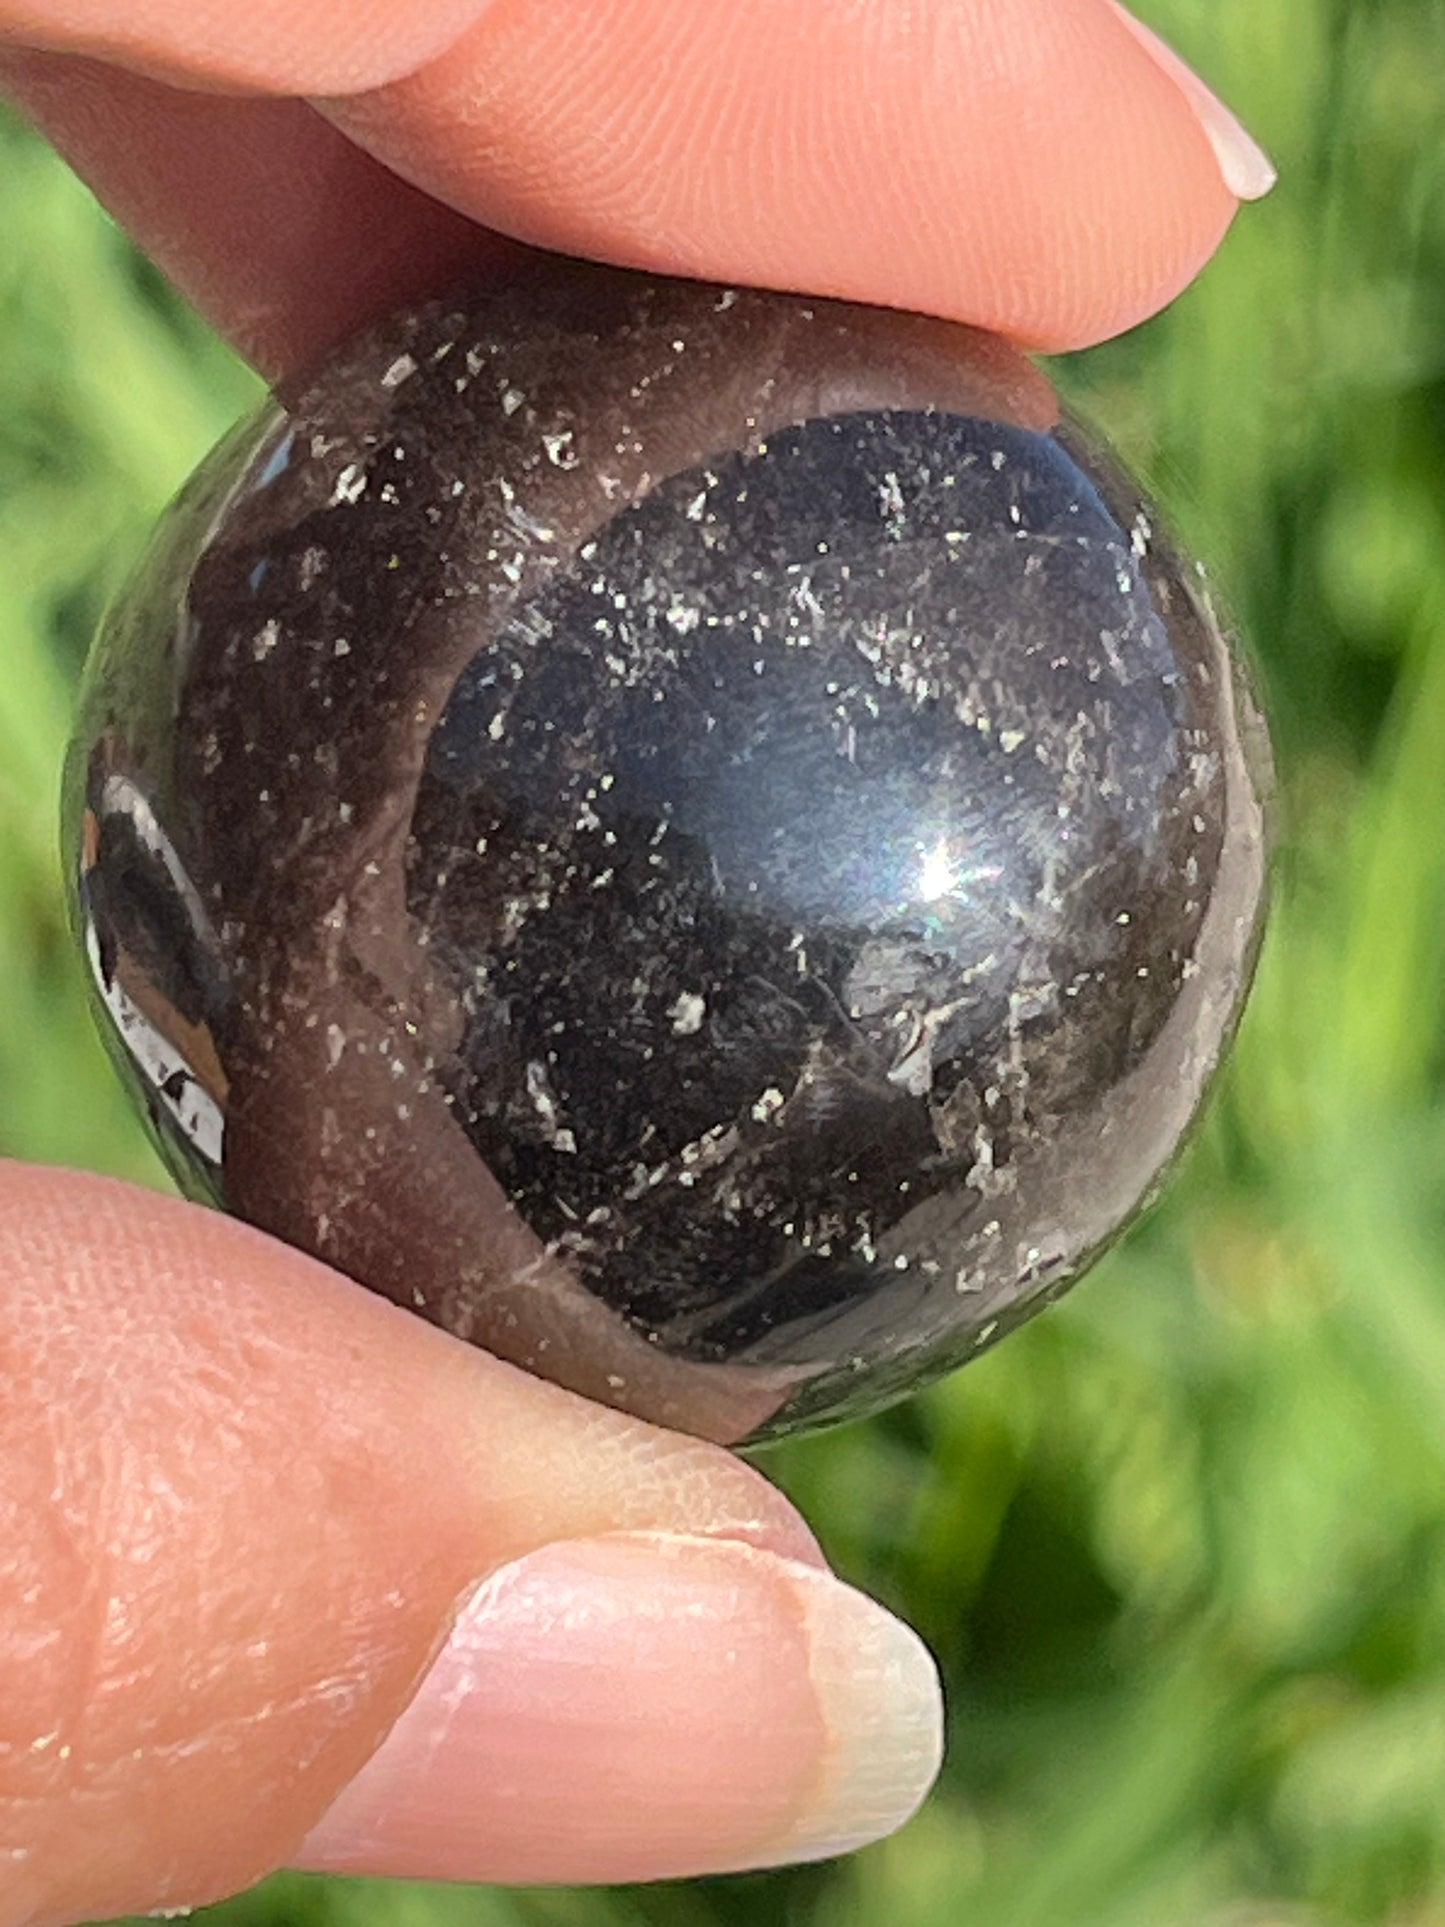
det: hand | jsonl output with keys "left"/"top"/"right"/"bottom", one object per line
{"left": 0, "top": 6, "right": 1272, "bottom": 1924}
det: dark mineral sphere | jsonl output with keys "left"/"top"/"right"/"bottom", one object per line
{"left": 67, "top": 261, "right": 1270, "bottom": 1444}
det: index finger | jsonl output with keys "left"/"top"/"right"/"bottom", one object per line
{"left": 1, "top": 0, "right": 1272, "bottom": 377}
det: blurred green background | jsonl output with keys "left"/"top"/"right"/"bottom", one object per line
{"left": 4, "top": 1, "right": 1445, "bottom": 1922}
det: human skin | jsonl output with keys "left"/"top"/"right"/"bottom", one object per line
{"left": 0, "top": 5, "right": 1273, "bottom": 1923}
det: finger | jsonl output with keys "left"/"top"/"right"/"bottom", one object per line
{"left": 0, "top": 1164, "right": 941, "bottom": 1926}
{"left": 1, "top": 0, "right": 1274, "bottom": 381}
{"left": 0, "top": 53, "right": 506, "bottom": 377}
{"left": 0, "top": 0, "right": 497, "bottom": 94}
{"left": 321, "top": 0, "right": 1273, "bottom": 350}
{"left": 296, "top": 1533, "right": 939, "bottom": 1886}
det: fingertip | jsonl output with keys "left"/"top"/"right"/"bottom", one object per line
{"left": 4, "top": 0, "right": 1271, "bottom": 376}
{"left": 297, "top": 1534, "right": 941, "bottom": 1885}
{"left": 323, "top": 0, "right": 1251, "bottom": 351}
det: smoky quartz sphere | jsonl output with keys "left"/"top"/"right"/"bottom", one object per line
{"left": 68, "top": 263, "right": 1269, "bottom": 1444}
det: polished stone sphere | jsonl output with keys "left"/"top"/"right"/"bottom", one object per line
{"left": 67, "top": 262, "right": 1269, "bottom": 1443}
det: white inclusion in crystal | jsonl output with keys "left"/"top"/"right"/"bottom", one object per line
{"left": 331, "top": 463, "right": 367, "bottom": 506}
{"left": 526, "top": 1059, "right": 576, "bottom": 1152}
{"left": 667, "top": 991, "right": 707, "bottom": 1035}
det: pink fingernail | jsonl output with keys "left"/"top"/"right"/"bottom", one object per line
{"left": 1106, "top": 1, "right": 1277, "bottom": 200}
{"left": 296, "top": 1533, "right": 943, "bottom": 1886}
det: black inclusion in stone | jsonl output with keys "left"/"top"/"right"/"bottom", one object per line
{"left": 66, "top": 262, "right": 1270, "bottom": 1444}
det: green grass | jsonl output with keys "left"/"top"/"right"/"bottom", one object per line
{"left": 3, "top": 2, "right": 1445, "bottom": 1921}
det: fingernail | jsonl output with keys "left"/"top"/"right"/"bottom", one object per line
{"left": 1106, "top": 1, "right": 1277, "bottom": 200}
{"left": 296, "top": 1533, "right": 943, "bottom": 1886}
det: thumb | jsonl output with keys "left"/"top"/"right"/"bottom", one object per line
{"left": 0, "top": 1164, "right": 941, "bottom": 1925}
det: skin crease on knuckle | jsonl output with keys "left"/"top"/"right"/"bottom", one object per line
{"left": 0, "top": 1169, "right": 820, "bottom": 1925}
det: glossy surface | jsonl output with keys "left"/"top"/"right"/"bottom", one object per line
{"left": 68, "top": 264, "right": 1269, "bottom": 1443}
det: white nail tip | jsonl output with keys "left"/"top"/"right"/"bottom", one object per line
{"left": 774, "top": 1570, "right": 945, "bottom": 1864}
{"left": 1194, "top": 97, "right": 1279, "bottom": 202}
{"left": 1104, "top": 0, "right": 1277, "bottom": 202}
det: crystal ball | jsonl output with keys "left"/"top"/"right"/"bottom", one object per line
{"left": 67, "top": 262, "right": 1269, "bottom": 1444}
